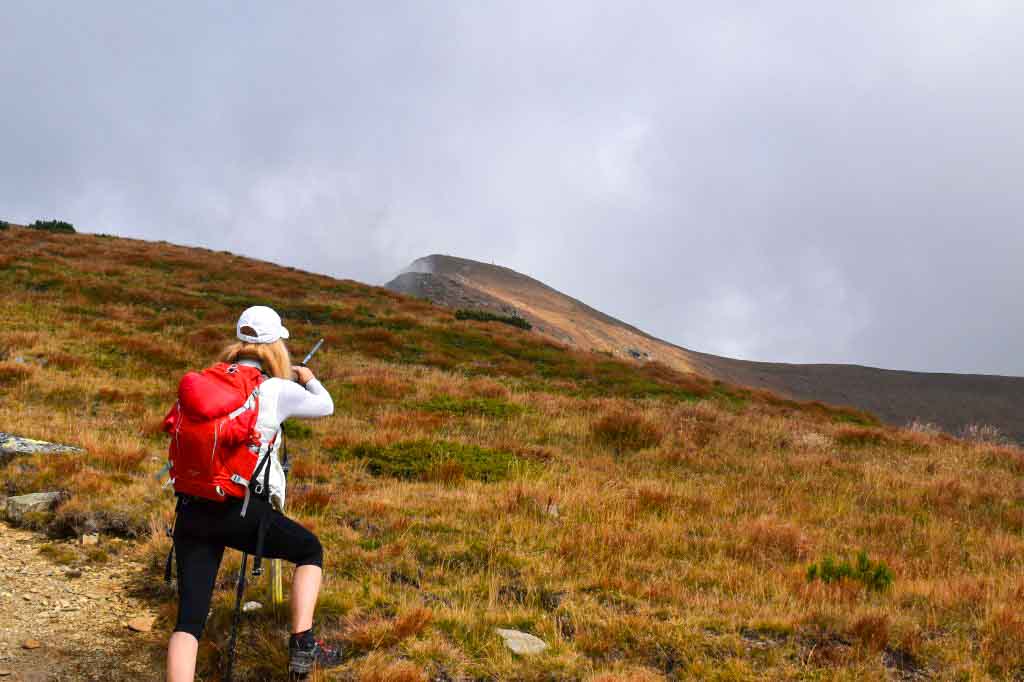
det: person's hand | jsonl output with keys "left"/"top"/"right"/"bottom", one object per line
{"left": 292, "top": 365, "right": 315, "bottom": 386}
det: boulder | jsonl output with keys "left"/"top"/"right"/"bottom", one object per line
{"left": 495, "top": 628, "right": 548, "bottom": 655}
{"left": 5, "top": 492, "right": 63, "bottom": 523}
{"left": 0, "top": 433, "right": 84, "bottom": 465}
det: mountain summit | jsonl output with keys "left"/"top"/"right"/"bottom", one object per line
{"left": 387, "top": 255, "right": 695, "bottom": 370}
{"left": 388, "top": 254, "right": 1024, "bottom": 442}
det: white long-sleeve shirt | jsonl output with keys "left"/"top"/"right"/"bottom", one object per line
{"left": 237, "top": 358, "right": 333, "bottom": 508}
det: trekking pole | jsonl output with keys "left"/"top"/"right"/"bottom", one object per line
{"left": 225, "top": 552, "right": 249, "bottom": 682}
{"left": 269, "top": 338, "right": 325, "bottom": 609}
{"left": 299, "top": 338, "right": 324, "bottom": 367}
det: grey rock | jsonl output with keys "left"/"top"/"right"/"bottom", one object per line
{"left": 495, "top": 628, "right": 548, "bottom": 655}
{"left": 5, "top": 492, "right": 63, "bottom": 523}
{"left": 0, "top": 433, "right": 84, "bottom": 465}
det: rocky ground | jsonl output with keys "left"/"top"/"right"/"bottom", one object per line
{"left": 0, "top": 523, "right": 160, "bottom": 681}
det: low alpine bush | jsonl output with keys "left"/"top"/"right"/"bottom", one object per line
{"left": 455, "top": 308, "right": 532, "bottom": 330}
{"left": 333, "top": 439, "right": 519, "bottom": 482}
{"left": 806, "top": 551, "right": 894, "bottom": 592}
{"left": 416, "top": 394, "right": 524, "bottom": 418}
{"left": 30, "top": 219, "right": 76, "bottom": 233}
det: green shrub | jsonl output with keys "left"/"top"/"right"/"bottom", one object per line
{"left": 806, "top": 551, "right": 893, "bottom": 592}
{"left": 0, "top": 220, "right": 9, "bottom": 231}
{"left": 282, "top": 420, "right": 314, "bottom": 439}
{"left": 39, "top": 542, "right": 77, "bottom": 565}
{"left": 455, "top": 308, "right": 532, "bottom": 330}
{"left": 333, "top": 439, "right": 519, "bottom": 482}
{"left": 417, "top": 394, "right": 524, "bottom": 418}
{"left": 30, "top": 219, "right": 76, "bottom": 233}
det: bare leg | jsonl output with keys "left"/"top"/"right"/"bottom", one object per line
{"left": 291, "top": 564, "right": 322, "bottom": 633}
{"left": 167, "top": 631, "right": 199, "bottom": 682}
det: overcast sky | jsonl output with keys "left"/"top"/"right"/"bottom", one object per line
{"left": 3, "top": 2, "right": 1022, "bottom": 375}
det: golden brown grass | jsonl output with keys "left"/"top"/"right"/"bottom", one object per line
{"left": 1, "top": 227, "right": 1022, "bottom": 679}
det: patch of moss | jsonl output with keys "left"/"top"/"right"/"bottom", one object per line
{"left": 333, "top": 440, "right": 519, "bottom": 482}
{"left": 416, "top": 395, "right": 525, "bottom": 418}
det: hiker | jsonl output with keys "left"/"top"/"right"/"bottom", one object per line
{"left": 165, "top": 306, "right": 341, "bottom": 681}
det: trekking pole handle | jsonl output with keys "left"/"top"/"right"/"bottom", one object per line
{"left": 298, "top": 338, "right": 324, "bottom": 367}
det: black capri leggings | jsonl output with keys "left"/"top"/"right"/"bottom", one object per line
{"left": 172, "top": 493, "right": 323, "bottom": 639}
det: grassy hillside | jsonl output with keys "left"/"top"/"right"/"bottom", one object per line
{"left": 2, "top": 227, "right": 1023, "bottom": 680}
{"left": 388, "top": 255, "right": 1024, "bottom": 444}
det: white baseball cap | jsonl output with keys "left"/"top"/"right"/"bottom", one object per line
{"left": 236, "top": 306, "right": 290, "bottom": 344}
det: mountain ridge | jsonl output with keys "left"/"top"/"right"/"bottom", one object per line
{"left": 388, "top": 254, "right": 1024, "bottom": 442}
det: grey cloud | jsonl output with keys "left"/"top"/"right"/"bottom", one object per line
{"left": 3, "top": 1, "right": 1021, "bottom": 374}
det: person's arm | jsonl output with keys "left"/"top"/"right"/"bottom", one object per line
{"left": 276, "top": 369, "right": 334, "bottom": 420}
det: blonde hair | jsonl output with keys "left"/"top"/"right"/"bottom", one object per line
{"left": 219, "top": 338, "right": 292, "bottom": 379}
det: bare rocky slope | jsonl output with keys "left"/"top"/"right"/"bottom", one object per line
{"left": 387, "top": 254, "right": 1024, "bottom": 442}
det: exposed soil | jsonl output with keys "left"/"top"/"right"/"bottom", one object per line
{"left": 0, "top": 523, "right": 160, "bottom": 681}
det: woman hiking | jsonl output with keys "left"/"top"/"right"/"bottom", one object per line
{"left": 165, "top": 306, "right": 341, "bottom": 681}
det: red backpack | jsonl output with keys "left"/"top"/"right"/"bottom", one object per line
{"left": 162, "top": 362, "right": 274, "bottom": 505}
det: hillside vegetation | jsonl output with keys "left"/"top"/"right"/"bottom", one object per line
{"left": 388, "top": 255, "right": 1024, "bottom": 443}
{"left": 2, "top": 227, "right": 1024, "bottom": 680}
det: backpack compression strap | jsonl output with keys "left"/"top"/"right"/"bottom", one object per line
{"left": 234, "top": 428, "right": 280, "bottom": 518}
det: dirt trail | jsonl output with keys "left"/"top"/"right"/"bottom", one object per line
{"left": 0, "top": 523, "right": 160, "bottom": 681}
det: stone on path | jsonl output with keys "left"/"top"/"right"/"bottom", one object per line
{"left": 242, "top": 601, "right": 263, "bottom": 613}
{"left": 0, "top": 433, "right": 84, "bottom": 465}
{"left": 495, "top": 628, "right": 548, "bottom": 655}
{"left": 127, "top": 615, "right": 156, "bottom": 633}
{"left": 5, "top": 492, "right": 63, "bottom": 523}
{"left": 80, "top": 533, "right": 99, "bottom": 546}
{"left": 22, "top": 639, "right": 42, "bottom": 650}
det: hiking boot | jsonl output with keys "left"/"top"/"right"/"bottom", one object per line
{"left": 288, "top": 629, "right": 343, "bottom": 678}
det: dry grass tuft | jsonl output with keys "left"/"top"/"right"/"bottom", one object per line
{"left": 849, "top": 613, "right": 889, "bottom": 651}
{"left": 467, "top": 377, "right": 510, "bottom": 399}
{"left": 739, "top": 516, "right": 811, "bottom": 562}
{"left": 592, "top": 412, "right": 663, "bottom": 453}
{"left": 960, "top": 423, "right": 1009, "bottom": 445}
{"left": 0, "top": 361, "right": 35, "bottom": 385}
{"left": 982, "top": 608, "right": 1024, "bottom": 676}
{"left": 423, "top": 458, "right": 465, "bottom": 486}
{"left": 923, "top": 477, "right": 965, "bottom": 512}
{"left": 93, "top": 444, "right": 150, "bottom": 473}
{"left": 833, "top": 426, "right": 893, "bottom": 448}
{"left": 350, "top": 368, "right": 411, "bottom": 400}
{"left": 587, "top": 670, "right": 666, "bottom": 682}
{"left": 346, "top": 608, "right": 433, "bottom": 652}
{"left": 634, "top": 485, "right": 676, "bottom": 516}
{"left": 289, "top": 485, "right": 334, "bottom": 513}
{"left": 353, "top": 655, "right": 428, "bottom": 682}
